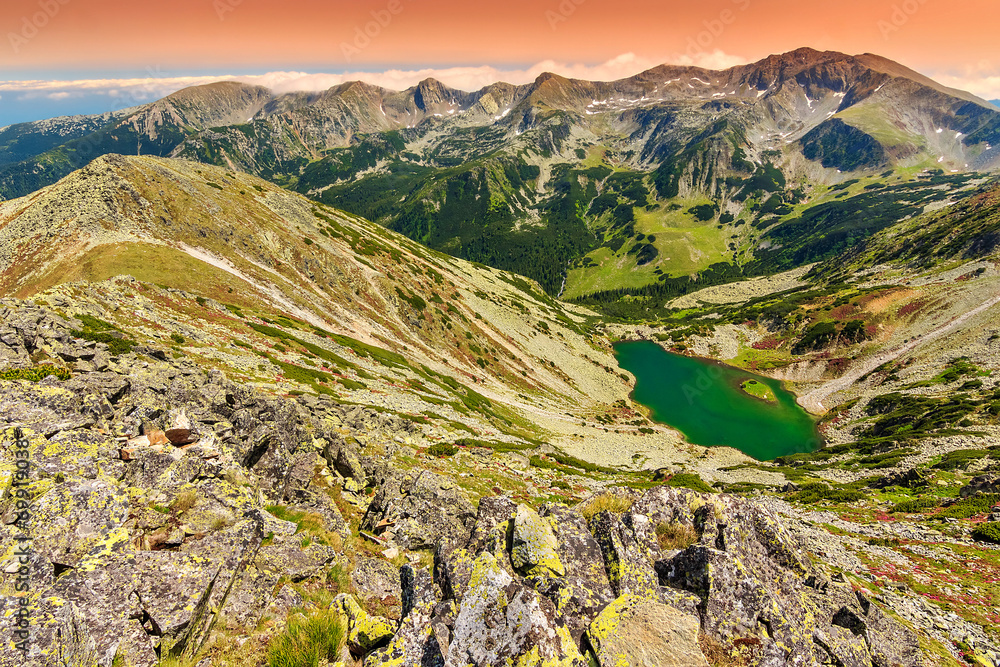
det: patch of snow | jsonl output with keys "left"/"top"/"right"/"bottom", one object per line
{"left": 874, "top": 83, "right": 886, "bottom": 93}
{"left": 756, "top": 90, "right": 766, "bottom": 98}
{"left": 936, "top": 128, "right": 944, "bottom": 134}
{"left": 938, "top": 156, "right": 945, "bottom": 163}
{"left": 691, "top": 77, "right": 711, "bottom": 86}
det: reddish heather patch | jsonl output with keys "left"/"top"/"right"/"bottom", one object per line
{"left": 897, "top": 299, "right": 927, "bottom": 318}
{"left": 752, "top": 337, "right": 784, "bottom": 350}
{"left": 829, "top": 304, "right": 858, "bottom": 320}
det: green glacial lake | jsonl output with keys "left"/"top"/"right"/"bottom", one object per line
{"left": 614, "top": 341, "right": 821, "bottom": 461}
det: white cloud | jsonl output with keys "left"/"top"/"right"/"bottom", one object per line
{"left": 235, "top": 54, "right": 686, "bottom": 94}
{"left": 0, "top": 52, "right": 757, "bottom": 111}
{"left": 928, "top": 73, "right": 1000, "bottom": 102}
{"left": 672, "top": 49, "right": 750, "bottom": 71}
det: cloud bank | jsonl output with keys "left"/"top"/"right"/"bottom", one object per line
{"left": 4, "top": 52, "right": 999, "bottom": 125}
{"left": 0, "top": 52, "right": 745, "bottom": 113}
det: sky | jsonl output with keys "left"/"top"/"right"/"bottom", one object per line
{"left": 1, "top": 0, "right": 999, "bottom": 126}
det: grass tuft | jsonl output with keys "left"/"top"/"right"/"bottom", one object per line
{"left": 581, "top": 493, "right": 634, "bottom": 521}
{"left": 266, "top": 608, "right": 345, "bottom": 667}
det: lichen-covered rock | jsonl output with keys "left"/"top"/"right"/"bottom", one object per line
{"left": 855, "top": 591, "right": 924, "bottom": 667}
{"left": 511, "top": 504, "right": 564, "bottom": 578}
{"left": 26, "top": 479, "right": 130, "bottom": 569}
{"left": 324, "top": 434, "right": 367, "bottom": 486}
{"left": 807, "top": 588, "right": 874, "bottom": 667}
{"left": 961, "top": 473, "right": 1000, "bottom": 498}
{"left": 540, "top": 504, "right": 611, "bottom": 594}
{"left": 352, "top": 556, "right": 404, "bottom": 618}
{"left": 335, "top": 593, "right": 396, "bottom": 656}
{"left": 587, "top": 594, "right": 708, "bottom": 667}
{"left": 466, "top": 495, "right": 516, "bottom": 556}
{"left": 590, "top": 510, "right": 659, "bottom": 599}
{"left": 365, "top": 568, "right": 444, "bottom": 667}
{"left": 363, "top": 601, "right": 444, "bottom": 667}
{"left": 363, "top": 470, "right": 475, "bottom": 550}
{"left": 401, "top": 565, "right": 437, "bottom": 618}
{"left": 446, "top": 553, "right": 587, "bottom": 667}
{"left": 434, "top": 544, "right": 475, "bottom": 601}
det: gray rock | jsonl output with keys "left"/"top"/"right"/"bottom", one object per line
{"left": 362, "top": 470, "right": 475, "bottom": 550}
{"left": 587, "top": 594, "right": 708, "bottom": 667}
{"left": 446, "top": 553, "right": 586, "bottom": 667}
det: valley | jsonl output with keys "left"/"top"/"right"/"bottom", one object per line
{"left": 3, "top": 47, "right": 1000, "bottom": 667}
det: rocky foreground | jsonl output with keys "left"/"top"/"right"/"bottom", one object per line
{"left": 0, "top": 301, "right": 972, "bottom": 666}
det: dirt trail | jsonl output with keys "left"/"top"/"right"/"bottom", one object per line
{"left": 798, "top": 292, "right": 1000, "bottom": 414}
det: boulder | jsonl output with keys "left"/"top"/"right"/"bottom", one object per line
{"left": 446, "top": 553, "right": 587, "bottom": 667}
{"left": 362, "top": 470, "right": 475, "bottom": 550}
{"left": 352, "top": 557, "right": 404, "bottom": 618}
{"left": 510, "top": 504, "right": 564, "bottom": 578}
{"left": 590, "top": 511, "right": 659, "bottom": 599}
{"left": 335, "top": 594, "right": 396, "bottom": 656}
{"left": 961, "top": 473, "right": 1000, "bottom": 498}
{"left": 587, "top": 594, "right": 708, "bottom": 667}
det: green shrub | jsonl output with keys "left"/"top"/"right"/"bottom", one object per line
{"left": 453, "top": 438, "right": 531, "bottom": 453}
{"left": 1, "top": 365, "right": 71, "bottom": 382}
{"left": 529, "top": 455, "right": 558, "bottom": 470}
{"left": 395, "top": 287, "right": 427, "bottom": 312}
{"left": 170, "top": 333, "right": 185, "bottom": 345}
{"left": 971, "top": 522, "right": 1000, "bottom": 544}
{"left": 74, "top": 314, "right": 115, "bottom": 331}
{"left": 937, "top": 494, "right": 1000, "bottom": 519}
{"left": 266, "top": 608, "right": 345, "bottom": 667}
{"left": 549, "top": 452, "right": 618, "bottom": 475}
{"left": 336, "top": 377, "right": 367, "bottom": 391}
{"left": 427, "top": 444, "right": 458, "bottom": 457}
{"left": 932, "top": 449, "right": 990, "bottom": 471}
{"left": 78, "top": 330, "right": 136, "bottom": 355}
{"left": 665, "top": 473, "right": 715, "bottom": 494}
{"left": 70, "top": 315, "right": 136, "bottom": 355}
{"left": 890, "top": 497, "right": 939, "bottom": 513}
{"left": 789, "top": 483, "right": 864, "bottom": 504}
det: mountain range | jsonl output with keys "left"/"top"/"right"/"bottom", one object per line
{"left": 4, "top": 48, "right": 1000, "bottom": 667}
{"left": 2, "top": 48, "right": 999, "bottom": 301}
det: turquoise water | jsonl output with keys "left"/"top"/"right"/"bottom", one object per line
{"left": 614, "top": 341, "right": 821, "bottom": 460}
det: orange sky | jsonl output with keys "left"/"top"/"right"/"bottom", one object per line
{"left": 1, "top": 0, "right": 996, "bottom": 73}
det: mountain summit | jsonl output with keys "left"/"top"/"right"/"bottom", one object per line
{"left": 0, "top": 48, "right": 997, "bottom": 300}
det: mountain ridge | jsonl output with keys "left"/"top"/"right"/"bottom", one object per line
{"left": 2, "top": 47, "right": 999, "bottom": 302}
